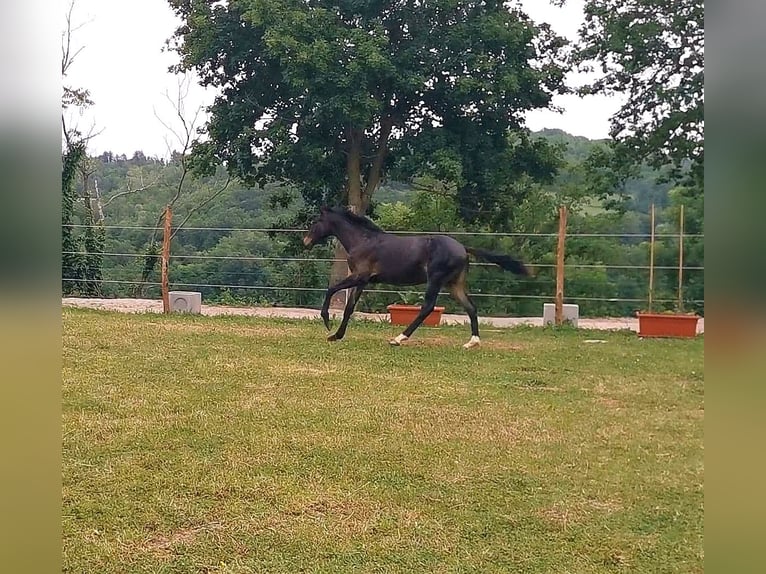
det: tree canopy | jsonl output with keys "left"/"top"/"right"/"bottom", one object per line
{"left": 167, "top": 0, "right": 568, "bottom": 215}
{"left": 573, "top": 0, "right": 704, "bottom": 187}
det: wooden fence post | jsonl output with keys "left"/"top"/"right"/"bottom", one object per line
{"left": 161, "top": 205, "right": 172, "bottom": 314}
{"left": 648, "top": 203, "right": 655, "bottom": 312}
{"left": 555, "top": 205, "right": 568, "bottom": 326}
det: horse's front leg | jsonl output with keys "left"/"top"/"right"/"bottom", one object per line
{"left": 320, "top": 274, "right": 369, "bottom": 331}
{"left": 327, "top": 285, "right": 365, "bottom": 341}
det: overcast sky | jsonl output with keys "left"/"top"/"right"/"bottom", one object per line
{"left": 64, "top": 0, "right": 622, "bottom": 159}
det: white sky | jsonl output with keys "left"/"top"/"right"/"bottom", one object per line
{"left": 64, "top": 0, "right": 621, "bottom": 159}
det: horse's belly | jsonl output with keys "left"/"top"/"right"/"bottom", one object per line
{"left": 374, "top": 266, "right": 427, "bottom": 286}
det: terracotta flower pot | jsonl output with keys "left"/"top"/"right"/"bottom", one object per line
{"left": 636, "top": 312, "right": 700, "bottom": 338}
{"left": 387, "top": 304, "right": 445, "bottom": 327}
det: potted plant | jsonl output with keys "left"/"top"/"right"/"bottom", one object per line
{"left": 387, "top": 291, "right": 445, "bottom": 326}
{"left": 637, "top": 204, "right": 700, "bottom": 338}
{"left": 636, "top": 310, "right": 699, "bottom": 338}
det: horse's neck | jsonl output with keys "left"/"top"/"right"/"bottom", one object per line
{"left": 330, "top": 216, "right": 370, "bottom": 251}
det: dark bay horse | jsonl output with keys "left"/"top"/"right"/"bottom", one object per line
{"left": 303, "top": 206, "right": 530, "bottom": 348}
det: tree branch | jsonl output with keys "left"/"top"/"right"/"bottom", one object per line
{"left": 363, "top": 115, "right": 393, "bottom": 200}
{"left": 61, "top": 0, "right": 92, "bottom": 76}
{"left": 61, "top": 115, "right": 73, "bottom": 150}
{"left": 170, "top": 176, "right": 232, "bottom": 240}
{"left": 102, "top": 173, "right": 161, "bottom": 208}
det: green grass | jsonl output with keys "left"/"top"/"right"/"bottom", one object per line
{"left": 62, "top": 309, "right": 703, "bottom": 573}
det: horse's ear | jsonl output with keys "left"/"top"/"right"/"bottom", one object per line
{"left": 320, "top": 205, "right": 328, "bottom": 213}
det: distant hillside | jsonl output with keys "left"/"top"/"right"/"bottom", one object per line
{"left": 535, "top": 128, "right": 608, "bottom": 161}
{"left": 533, "top": 128, "right": 673, "bottom": 212}
{"left": 83, "top": 128, "right": 672, "bottom": 225}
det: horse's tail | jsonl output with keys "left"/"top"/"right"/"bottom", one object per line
{"left": 465, "top": 247, "right": 530, "bottom": 276}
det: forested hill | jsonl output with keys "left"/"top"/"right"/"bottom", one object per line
{"left": 84, "top": 129, "right": 671, "bottom": 217}
{"left": 65, "top": 129, "right": 703, "bottom": 317}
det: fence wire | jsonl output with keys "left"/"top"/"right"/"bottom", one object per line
{"left": 62, "top": 222, "right": 705, "bottom": 314}
{"left": 62, "top": 223, "right": 704, "bottom": 239}
{"left": 61, "top": 251, "right": 705, "bottom": 272}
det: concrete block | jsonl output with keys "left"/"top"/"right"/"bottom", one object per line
{"left": 543, "top": 303, "right": 579, "bottom": 327}
{"left": 169, "top": 291, "right": 202, "bottom": 314}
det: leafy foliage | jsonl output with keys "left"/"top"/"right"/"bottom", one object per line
{"left": 61, "top": 0, "right": 106, "bottom": 296}
{"left": 62, "top": 141, "right": 86, "bottom": 293}
{"left": 574, "top": 0, "right": 704, "bottom": 188}
{"left": 167, "top": 0, "right": 568, "bottom": 216}
{"left": 80, "top": 129, "right": 704, "bottom": 316}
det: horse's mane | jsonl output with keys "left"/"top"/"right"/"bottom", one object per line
{"left": 327, "top": 206, "right": 384, "bottom": 233}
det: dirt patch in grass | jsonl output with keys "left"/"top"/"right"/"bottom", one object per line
{"left": 596, "top": 396, "right": 623, "bottom": 410}
{"left": 282, "top": 495, "right": 375, "bottom": 526}
{"left": 687, "top": 407, "right": 705, "bottom": 419}
{"left": 142, "top": 522, "right": 224, "bottom": 556}
{"left": 539, "top": 498, "right": 623, "bottom": 529}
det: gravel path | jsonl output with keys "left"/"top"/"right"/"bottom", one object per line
{"left": 62, "top": 297, "right": 704, "bottom": 333}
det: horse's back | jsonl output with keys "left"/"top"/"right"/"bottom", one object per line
{"left": 382, "top": 233, "right": 466, "bottom": 263}
{"left": 365, "top": 234, "right": 430, "bottom": 284}
{"left": 427, "top": 234, "right": 468, "bottom": 258}
{"left": 348, "top": 232, "right": 467, "bottom": 285}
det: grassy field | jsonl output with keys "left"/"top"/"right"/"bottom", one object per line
{"left": 62, "top": 309, "right": 703, "bottom": 573}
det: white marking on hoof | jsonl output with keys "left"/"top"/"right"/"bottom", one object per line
{"left": 389, "top": 334, "right": 409, "bottom": 346}
{"left": 463, "top": 335, "right": 481, "bottom": 349}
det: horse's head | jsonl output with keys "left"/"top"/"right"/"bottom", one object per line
{"left": 303, "top": 206, "right": 333, "bottom": 248}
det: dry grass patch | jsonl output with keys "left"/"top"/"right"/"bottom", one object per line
{"left": 396, "top": 335, "right": 526, "bottom": 352}
{"left": 387, "top": 404, "right": 559, "bottom": 446}
{"left": 144, "top": 320, "right": 304, "bottom": 339}
{"left": 540, "top": 497, "right": 624, "bottom": 529}
{"left": 596, "top": 396, "right": 623, "bottom": 409}
{"left": 142, "top": 522, "right": 226, "bottom": 556}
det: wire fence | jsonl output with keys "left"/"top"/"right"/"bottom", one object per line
{"left": 61, "top": 250, "right": 704, "bottom": 271}
{"left": 63, "top": 223, "right": 704, "bottom": 239}
{"left": 61, "top": 223, "right": 705, "bottom": 317}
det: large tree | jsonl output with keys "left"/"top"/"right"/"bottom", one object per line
{"left": 573, "top": 0, "right": 704, "bottom": 188}
{"left": 167, "top": 0, "right": 567, "bottom": 216}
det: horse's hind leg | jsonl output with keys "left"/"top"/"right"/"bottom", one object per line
{"left": 449, "top": 269, "right": 481, "bottom": 349}
{"left": 328, "top": 286, "right": 364, "bottom": 342}
{"left": 390, "top": 280, "right": 443, "bottom": 346}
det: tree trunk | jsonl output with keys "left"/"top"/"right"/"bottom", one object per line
{"left": 346, "top": 128, "right": 364, "bottom": 212}
{"left": 364, "top": 116, "right": 393, "bottom": 200}
{"left": 328, "top": 120, "right": 391, "bottom": 309}
{"left": 329, "top": 128, "right": 364, "bottom": 309}
{"left": 328, "top": 243, "right": 349, "bottom": 309}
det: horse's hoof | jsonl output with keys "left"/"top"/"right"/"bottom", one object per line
{"left": 327, "top": 333, "right": 340, "bottom": 342}
{"left": 463, "top": 336, "right": 481, "bottom": 349}
{"left": 389, "top": 334, "right": 408, "bottom": 346}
